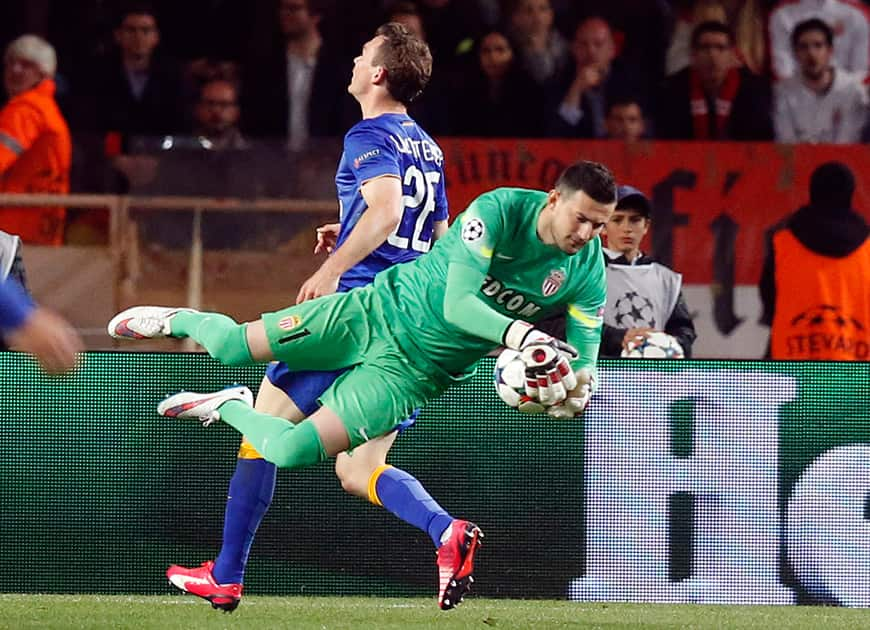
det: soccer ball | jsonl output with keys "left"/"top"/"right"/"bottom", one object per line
{"left": 493, "top": 348, "right": 545, "bottom": 413}
{"left": 620, "top": 331, "right": 685, "bottom": 359}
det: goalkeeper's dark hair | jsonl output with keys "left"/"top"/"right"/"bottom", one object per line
{"left": 555, "top": 161, "right": 617, "bottom": 205}
{"left": 374, "top": 22, "right": 432, "bottom": 105}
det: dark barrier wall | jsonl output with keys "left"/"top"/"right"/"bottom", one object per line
{"left": 1, "top": 353, "right": 868, "bottom": 605}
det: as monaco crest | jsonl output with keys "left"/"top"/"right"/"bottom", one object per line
{"left": 542, "top": 270, "right": 565, "bottom": 297}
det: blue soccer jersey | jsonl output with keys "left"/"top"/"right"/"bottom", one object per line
{"left": 0, "top": 278, "right": 34, "bottom": 332}
{"left": 334, "top": 112, "right": 448, "bottom": 289}
{"left": 267, "top": 113, "right": 447, "bottom": 419}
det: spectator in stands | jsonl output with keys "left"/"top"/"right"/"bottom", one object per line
{"left": 0, "top": 35, "right": 71, "bottom": 246}
{"left": 82, "top": 2, "right": 185, "bottom": 145}
{"left": 547, "top": 16, "right": 644, "bottom": 138}
{"left": 604, "top": 97, "right": 647, "bottom": 142}
{"left": 563, "top": 1, "right": 671, "bottom": 96}
{"left": 186, "top": 57, "right": 242, "bottom": 95}
{"left": 666, "top": 0, "right": 729, "bottom": 76}
{"left": 450, "top": 30, "right": 543, "bottom": 137}
{"left": 760, "top": 161, "right": 870, "bottom": 360}
{"left": 505, "top": 0, "right": 569, "bottom": 86}
{"left": 655, "top": 21, "right": 773, "bottom": 140}
{"left": 600, "top": 185, "right": 696, "bottom": 358}
{"left": 241, "top": 0, "right": 349, "bottom": 148}
{"left": 769, "top": 0, "right": 870, "bottom": 79}
{"left": 668, "top": 1, "right": 771, "bottom": 77}
{"left": 774, "top": 19, "right": 868, "bottom": 144}
{"left": 192, "top": 78, "right": 248, "bottom": 151}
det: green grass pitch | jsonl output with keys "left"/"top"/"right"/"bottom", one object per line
{"left": 2, "top": 595, "right": 868, "bottom": 630}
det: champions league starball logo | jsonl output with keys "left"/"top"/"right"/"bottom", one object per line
{"left": 613, "top": 291, "right": 656, "bottom": 329}
{"left": 790, "top": 304, "right": 864, "bottom": 331}
{"left": 786, "top": 304, "right": 868, "bottom": 359}
{"left": 462, "top": 218, "right": 485, "bottom": 242}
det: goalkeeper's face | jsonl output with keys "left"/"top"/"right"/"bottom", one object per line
{"left": 547, "top": 189, "right": 615, "bottom": 254}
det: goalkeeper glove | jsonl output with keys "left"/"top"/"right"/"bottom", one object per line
{"left": 546, "top": 369, "right": 594, "bottom": 419}
{"left": 503, "top": 321, "right": 578, "bottom": 406}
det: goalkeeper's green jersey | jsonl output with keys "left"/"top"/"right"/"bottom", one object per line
{"left": 371, "top": 187, "right": 606, "bottom": 377}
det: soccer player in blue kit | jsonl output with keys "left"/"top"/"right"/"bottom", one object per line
{"left": 0, "top": 278, "right": 81, "bottom": 373}
{"left": 161, "top": 24, "right": 480, "bottom": 612}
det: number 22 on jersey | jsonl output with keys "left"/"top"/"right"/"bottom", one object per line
{"left": 387, "top": 165, "right": 442, "bottom": 253}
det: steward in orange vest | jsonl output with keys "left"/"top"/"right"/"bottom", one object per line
{"left": 0, "top": 35, "right": 71, "bottom": 246}
{"left": 760, "top": 162, "right": 870, "bottom": 360}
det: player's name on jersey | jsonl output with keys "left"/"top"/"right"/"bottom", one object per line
{"left": 389, "top": 134, "right": 443, "bottom": 166}
{"left": 481, "top": 275, "right": 542, "bottom": 317}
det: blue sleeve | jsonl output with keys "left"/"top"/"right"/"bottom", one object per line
{"left": 344, "top": 125, "right": 401, "bottom": 186}
{"left": 0, "top": 278, "right": 35, "bottom": 332}
{"left": 434, "top": 171, "right": 449, "bottom": 221}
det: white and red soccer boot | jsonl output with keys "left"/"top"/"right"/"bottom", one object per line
{"left": 157, "top": 386, "right": 253, "bottom": 427}
{"left": 166, "top": 560, "right": 243, "bottom": 612}
{"left": 436, "top": 519, "right": 483, "bottom": 610}
{"left": 107, "top": 306, "right": 196, "bottom": 340}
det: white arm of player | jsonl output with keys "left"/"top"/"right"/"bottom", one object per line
{"left": 432, "top": 219, "right": 448, "bottom": 241}
{"left": 317, "top": 175, "right": 403, "bottom": 278}
{"left": 296, "top": 175, "right": 405, "bottom": 303}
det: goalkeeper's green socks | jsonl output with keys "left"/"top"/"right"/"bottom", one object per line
{"left": 170, "top": 311, "right": 253, "bottom": 366}
{"left": 219, "top": 401, "right": 327, "bottom": 468}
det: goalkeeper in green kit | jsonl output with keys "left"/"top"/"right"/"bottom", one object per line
{"left": 109, "top": 159, "right": 615, "bottom": 475}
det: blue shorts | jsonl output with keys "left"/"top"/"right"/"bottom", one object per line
{"left": 264, "top": 361, "right": 418, "bottom": 433}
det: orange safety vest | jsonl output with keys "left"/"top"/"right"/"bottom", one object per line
{"left": 0, "top": 79, "right": 71, "bottom": 245}
{"left": 771, "top": 229, "right": 870, "bottom": 360}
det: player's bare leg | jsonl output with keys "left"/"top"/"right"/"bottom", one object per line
{"left": 243, "top": 320, "right": 273, "bottom": 361}
{"left": 337, "top": 434, "right": 482, "bottom": 610}
{"left": 306, "top": 406, "right": 352, "bottom": 455}
{"left": 334, "top": 433, "right": 398, "bottom": 498}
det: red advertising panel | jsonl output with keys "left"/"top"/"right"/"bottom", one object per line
{"left": 440, "top": 140, "right": 870, "bottom": 285}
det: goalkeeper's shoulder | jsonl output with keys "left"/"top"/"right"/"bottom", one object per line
{"left": 466, "top": 187, "right": 547, "bottom": 215}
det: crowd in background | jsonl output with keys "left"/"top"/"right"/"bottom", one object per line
{"left": 1, "top": 0, "right": 869, "bottom": 244}
{"left": 2, "top": 0, "right": 870, "bottom": 149}
{"left": 1, "top": 0, "right": 867, "bottom": 361}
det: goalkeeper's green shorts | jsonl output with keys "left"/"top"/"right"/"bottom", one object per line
{"left": 261, "top": 287, "right": 445, "bottom": 448}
